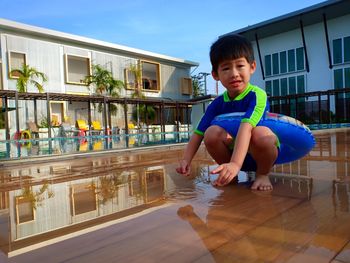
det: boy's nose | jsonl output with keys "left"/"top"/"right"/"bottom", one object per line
{"left": 232, "top": 68, "right": 239, "bottom": 77}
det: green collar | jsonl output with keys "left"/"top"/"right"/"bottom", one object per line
{"left": 223, "top": 83, "right": 253, "bottom": 102}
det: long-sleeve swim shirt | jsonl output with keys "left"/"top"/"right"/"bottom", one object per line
{"left": 194, "top": 83, "right": 269, "bottom": 136}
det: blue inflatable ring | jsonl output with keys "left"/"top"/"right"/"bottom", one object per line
{"left": 211, "top": 112, "right": 316, "bottom": 164}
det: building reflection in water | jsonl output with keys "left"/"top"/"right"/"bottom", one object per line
{"left": 271, "top": 130, "right": 350, "bottom": 213}
{"left": 0, "top": 161, "right": 167, "bottom": 256}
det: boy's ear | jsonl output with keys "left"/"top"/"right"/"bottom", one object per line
{"left": 211, "top": 71, "right": 219, "bottom": 81}
{"left": 250, "top": 61, "right": 257, "bottom": 73}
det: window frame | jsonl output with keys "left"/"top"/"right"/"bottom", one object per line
{"left": 264, "top": 54, "right": 272, "bottom": 77}
{"left": 124, "top": 68, "right": 137, "bottom": 90}
{"left": 140, "top": 60, "right": 161, "bottom": 92}
{"left": 265, "top": 74, "right": 305, "bottom": 97}
{"left": 181, "top": 77, "right": 192, "bottom": 95}
{"left": 70, "top": 183, "right": 97, "bottom": 216}
{"left": 8, "top": 51, "right": 27, "bottom": 79}
{"left": 15, "top": 196, "right": 35, "bottom": 225}
{"left": 64, "top": 54, "right": 91, "bottom": 85}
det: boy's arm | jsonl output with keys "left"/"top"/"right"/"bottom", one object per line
{"left": 177, "top": 133, "right": 203, "bottom": 176}
{"left": 230, "top": 122, "right": 253, "bottom": 166}
{"left": 211, "top": 122, "right": 253, "bottom": 186}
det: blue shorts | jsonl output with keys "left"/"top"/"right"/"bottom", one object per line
{"left": 229, "top": 136, "right": 281, "bottom": 172}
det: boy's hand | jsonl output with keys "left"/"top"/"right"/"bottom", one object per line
{"left": 211, "top": 162, "right": 240, "bottom": 186}
{"left": 176, "top": 159, "right": 191, "bottom": 176}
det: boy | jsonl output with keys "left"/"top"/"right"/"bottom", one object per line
{"left": 176, "top": 34, "right": 278, "bottom": 191}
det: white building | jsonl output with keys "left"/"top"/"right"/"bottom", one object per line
{"left": 224, "top": 0, "right": 350, "bottom": 98}
{"left": 0, "top": 18, "right": 198, "bottom": 137}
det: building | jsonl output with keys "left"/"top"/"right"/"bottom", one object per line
{"left": 0, "top": 18, "right": 198, "bottom": 138}
{"left": 223, "top": 0, "right": 350, "bottom": 123}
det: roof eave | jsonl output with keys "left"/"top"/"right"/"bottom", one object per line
{"left": 0, "top": 18, "right": 199, "bottom": 67}
{"left": 222, "top": 0, "right": 350, "bottom": 41}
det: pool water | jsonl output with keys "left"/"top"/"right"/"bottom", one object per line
{"left": 0, "top": 131, "right": 190, "bottom": 160}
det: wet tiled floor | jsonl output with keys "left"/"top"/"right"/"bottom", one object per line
{"left": 0, "top": 129, "right": 349, "bottom": 263}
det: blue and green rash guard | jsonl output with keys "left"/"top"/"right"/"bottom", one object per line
{"left": 195, "top": 83, "right": 269, "bottom": 136}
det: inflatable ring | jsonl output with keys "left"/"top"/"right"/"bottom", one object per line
{"left": 211, "top": 112, "right": 316, "bottom": 164}
{"left": 20, "top": 130, "right": 32, "bottom": 139}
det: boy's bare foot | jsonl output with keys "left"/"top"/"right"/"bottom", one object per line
{"left": 251, "top": 174, "right": 273, "bottom": 191}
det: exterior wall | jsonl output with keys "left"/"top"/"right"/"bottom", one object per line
{"left": 191, "top": 99, "right": 213, "bottom": 130}
{"left": 1, "top": 32, "right": 193, "bottom": 99}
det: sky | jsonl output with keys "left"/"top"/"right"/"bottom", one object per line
{"left": 1, "top": 0, "right": 326, "bottom": 94}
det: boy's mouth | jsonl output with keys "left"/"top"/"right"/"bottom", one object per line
{"left": 230, "top": 80, "right": 242, "bottom": 87}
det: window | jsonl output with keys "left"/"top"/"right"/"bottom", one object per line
{"left": 280, "top": 51, "right": 287, "bottom": 74}
{"left": 333, "top": 38, "right": 342, "bottom": 64}
{"left": 334, "top": 67, "right": 350, "bottom": 98}
{"left": 50, "top": 101, "right": 65, "bottom": 126}
{"left": 280, "top": 78, "right": 288, "bottom": 96}
{"left": 8, "top": 51, "right": 26, "bottom": 79}
{"left": 344, "top": 36, "right": 350, "bottom": 63}
{"left": 65, "top": 54, "right": 90, "bottom": 85}
{"left": 141, "top": 61, "right": 160, "bottom": 92}
{"left": 345, "top": 68, "right": 350, "bottom": 88}
{"left": 145, "top": 168, "right": 164, "bottom": 203}
{"left": 15, "top": 196, "right": 35, "bottom": 224}
{"left": 289, "top": 77, "right": 296, "bottom": 94}
{"left": 273, "top": 79, "right": 280, "bottom": 96}
{"left": 265, "top": 48, "right": 304, "bottom": 78}
{"left": 265, "top": 55, "right": 271, "bottom": 76}
{"left": 297, "top": 75, "right": 305, "bottom": 94}
{"left": 333, "top": 36, "right": 350, "bottom": 64}
{"left": 296, "top": 48, "right": 305, "bottom": 71}
{"left": 272, "top": 53, "right": 279, "bottom": 75}
{"left": 124, "top": 68, "right": 137, "bottom": 90}
{"left": 70, "top": 183, "right": 97, "bottom": 216}
{"left": 288, "top": 49, "right": 296, "bottom": 72}
{"left": 334, "top": 69, "right": 343, "bottom": 89}
{"left": 181, "top": 78, "right": 192, "bottom": 95}
{"left": 265, "top": 80, "right": 272, "bottom": 96}
{"left": 265, "top": 74, "right": 304, "bottom": 97}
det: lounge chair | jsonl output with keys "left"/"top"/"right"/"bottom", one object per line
{"left": 76, "top": 119, "right": 89, "bottom": 131}
{"left": 91, "top": 120, "right": 103, "bottom": 135}
{"left": 27, "top": 121, "right": 47, "bottom": 138}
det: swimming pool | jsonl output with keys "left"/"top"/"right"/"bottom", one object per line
{"left": 0, "top": 131, "right": 191, "bottom": 160}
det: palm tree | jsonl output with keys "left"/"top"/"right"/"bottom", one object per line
{"left": 128, "top": 63, "right": 143, "bottom": 99}
{"left": 11, "top": 64, "right": 47, "bottom": 93}
{"left": 85, "top": 64, "right": 124, "bottom": 116}
{"left": 192, "top": 74, "right": 205, "bottom": 97}
{"left": 128, "top": 63, "right": 156, "bottom": 127}
{"left": 11, "top": 64, "right": 47, "bottom": 122}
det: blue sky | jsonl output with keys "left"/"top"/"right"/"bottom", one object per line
{"left": 1, "top": 0, "right": 325, "bottom": 94}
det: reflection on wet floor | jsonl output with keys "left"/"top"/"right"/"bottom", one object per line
{"left": 0, "top": 129, "right": 349, "bottom": 262}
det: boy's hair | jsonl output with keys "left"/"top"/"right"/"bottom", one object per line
{"left": 210, "top": 34, "right": 255, "bottom": 73}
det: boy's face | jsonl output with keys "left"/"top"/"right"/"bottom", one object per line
{"left": 212, "top": 57, "right": 256, "bottom": 98}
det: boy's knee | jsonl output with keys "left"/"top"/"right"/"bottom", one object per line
{"left": 204, "top": 125, "right": 226, "bottom": 146}
{"left": 250, "top": 127, "right": 277, "bottom": 149}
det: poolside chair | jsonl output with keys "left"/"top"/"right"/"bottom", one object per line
{"left": 76, "top": 119, "right": 89, "bottom": 135}
{"left": 27, "top": 121, "right": 46, "bottom": 138}
{"left": 128, "top": 123, "right": 138, "bottom": 134}
{"left": 91, "top": 120, "right": 103, "bottom": 135}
